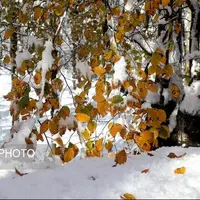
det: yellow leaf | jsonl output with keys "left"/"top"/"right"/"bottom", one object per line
{"left": 162, "top": 0, "right": 170, "bottom": 7}
{"left": 137, "top": 81, "right": 147, "bottom": 99}
{"left": 64, "top": 147, "right": 74, "bottom": 162}
{"left": 121, "top": 193, "right": 135, "bottom": 200}
{"left": 162, "top": 64, "right": 174, "bottom": 78}
{"left": 137, "top": 68, "right": 147, "bottom": 79}
{"left": 112, "top": 7, "right": 121, "bottom": 16}
{"left": 3, "top": 55, "right": 10, "bottom": 64}
{"left": 104, "top": 50, "right": 113, "bottom": 61}
{"left": 93, "top": 93, "right": 105, "bottom": 103}
{"left": 87, "top": 120, "right": 97, "bottom": 134}
{"left": 115, "top": 149, "right": 127, "bottom": 165}
{"left": 157, "top": 109, "right": 166, "bottom": 122}
{"left": 110, "top": 123, "right": 123, "bottom": 137}
{"left": 34, "top": 7, "right": 43, "bottom": 21}
{"left": 96, "top": 138, "right": 103, "bottom": 152}
{"left": 40, "top": 120, "right": 49, "bottom": 134}
{"left": 146, "top": 80, "right": 158, "bottom": 92}
{"left": 112, "top": 55, "right": 121, "bottom": 63}
{"left": 174, "top": 167, "right": 186, "bottom": 174}
{"left": 81, "top": 129, "right": 90, "bottom": 140}
{"left": 93, "top": 66, "right": 106, "bottom": 75}
{"left": 34, "top": 72, "right": 42, "bottom": 85}
{"left": 49, "top": 120, "right": 58, "bottom": 135}
{"left": 138, "top": 121, "right": 146, "bottom": 131}
{"left": 54, "top": 5, "right": 65, "bottom": 16}
{"left": 75, "top": 113, "right": 90, "bottom": 122}
{"left": 170, "top": 84, "right": 181, "bottom": 100}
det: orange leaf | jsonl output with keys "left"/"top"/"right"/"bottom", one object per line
{"left": 34, "top": 7, "right": 43, "bottom": 21}
{"left": 96, "top": 138, "right": 103, "bottom": 152}
{"left": 174, "top": 167, "right": 186, "bottom": 174}
{"left": 167, "top": 152, "right": 186, "bottom": 159}
{"left": 64, "top": 147, "right": 74, "bottom": 162}
{"left": 75, "top": 113, "right": 90, "bottom": 122}
{"left": 93, "top": 66, "right": 106, "bottom": 75}
{"left": 105, "top": 140, "right": 113, "bottom": 152}
{"left": 170, "top": 84, "right": 181, "bottom": 100}
{"left": 115, "top": 149, "right": 127, "bottom": 165}
{"left": 40, "top": 120, "right": 49, "bottom": 134}
{"left": 110, "top": 123, "right": 123, "bottom": 137}
{"left": 55, "top": 137, "right": 64, "bottom": 147}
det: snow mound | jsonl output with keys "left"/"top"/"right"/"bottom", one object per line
{"left": 0, "top": 147, "right": 200, "bottom": 199}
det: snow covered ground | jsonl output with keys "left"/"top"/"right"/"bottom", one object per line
{"left": 0, "top": 147, "right": 199, "bottom": 199}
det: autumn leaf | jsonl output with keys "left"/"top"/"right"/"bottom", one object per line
{"left": 114, "top": 149, "right": 127, "bottom": 165}
{"left": 105, "top": 140, "right": 113, "bottom": 152}
{"left": 4, "top": 27, "right": 14, "bottom": 40}
{"left": 109, "top": 123, "right": 123, "bottom": 137}
{"left": 25, "top": 137, "right": 33, "bottom": 145}
{"left": 34, "top": 7, "right": 43, "bottom": 21}
{"left": 3, "top": 55, "right": 10, "bottom": 64}
{"left": 75, "top": 113, "right": 90, "bottom": 123}
{"left": 170, "top": 84, "right": 181, "bottom": 100}
{"left": 15, "top": 168, "right": 28, "bottom": 177}
{"left": 167, "top": 152, "right": 186, "bottom": 159}
{"left": 96, "top": 138, "right": 103, "bottom": 152}
{"left": 64, "top": 147, "right": 74, "bottom": 162}
{"left": 121, "top": 193, "right": 136, "bottom": 200}
{"left": 40, "top": 119, "right": 49, "bottom": 134}
{"left": 55, "top": 137, "right": 64, "bottom": 147}
{"left": 110, "top": 95, "right": 123, "bottom": 104}
{"left": 174, "top": 167, "right": 186, "bottom": 174}
{"left": 93, "top": 66, "right": 106, "bottom": 75}
{"left": 141, "top": 169, "right": 149, "bottom": 173}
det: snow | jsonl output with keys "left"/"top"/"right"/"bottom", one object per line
{"left": 75, "top": 61, "right": 93, "bottom": 80}
{"left": 27, "top": 35, "right": 43, "bottom": 47}
{"left": 0, "top": 147, "right": 199, "bottom": 198}
{"left": 15, "top": 50, "right": 32, "bottom": 69}
{"left": 180, "top": 81, "right": 200, "bottom": 115}
{"left": 113, "top": 56, "right": 128, "bottom": 84}
{"left": 37, "top": 40, "right": 54, "bottom": 110}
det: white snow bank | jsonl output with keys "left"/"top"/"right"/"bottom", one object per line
{"left": 0, "top": 147, "right": 200, "bottom": 198}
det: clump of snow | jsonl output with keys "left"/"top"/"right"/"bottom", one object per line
{"left": 15, "top": 50, "right": 32, "bottom": 69}
{"left": 163, "top": 88, "right": 171, "bottom": 105}
{"left": 37, "top": 40, "right": 54, "bottom": 110}
{"left": 76, "top": 61, "right": 93, "bottom": 80}
{"left": 169, "top": 107, "right": 178, "bottom": 132}
{"left": 6, "top": 118, "right": 35, "bottom": 148}
{"left": 141, "top": 102, "right": 152, "bottom": 109}
{"left": 27, "top": 35, "right": 43, "bottom": 47}
{"left": 180, "top": 81, "right": 200, "bottom": 115}
{"left": 59, "top": 114, "right": 76, "bottom": 130}
{"left": 145, "top": 90, "right": 160, "bottom": 104}
{"left": 113, "top": 56, "right": 128, "bottom": 84}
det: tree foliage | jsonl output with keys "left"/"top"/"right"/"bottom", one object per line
{"left": 0, "top": 0, "right": 200, "bottom": 164}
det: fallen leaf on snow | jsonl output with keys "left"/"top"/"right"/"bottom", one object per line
{"left": 167, "top": 152, "right": 186, "bottom": 159}
{"left": 121, "top": 193, "right": 136, "bottom": 199}
{"left": 174, "top": 167, "right": 186, "bottom": 174}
